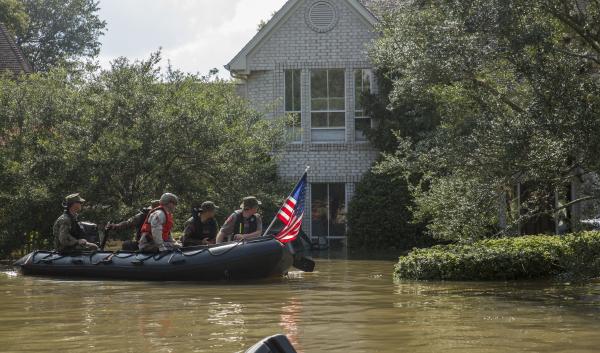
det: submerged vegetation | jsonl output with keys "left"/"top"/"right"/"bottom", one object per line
{"left": 395, "top": 232, "right": 600, "bottom": 281}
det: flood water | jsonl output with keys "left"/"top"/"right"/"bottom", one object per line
{"left": 1, "top": 258, "right": 600, "bottom": 353}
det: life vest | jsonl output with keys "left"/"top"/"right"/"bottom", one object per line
{"left": 189, "top": 217, "right": 218, "bottom": 240}
{"left": 232, "top": 210, "right": 258, "bottom": 235}
{"left": 139, "top": 206, "right": 173, "bottom": 242}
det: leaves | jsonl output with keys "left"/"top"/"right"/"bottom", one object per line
{"left": 0, "top": 55, "right": 287, "bottom": 256}
{"left": 395, "top": 232, "right": 600, "bottom": 281}
{"left": 368, "top": 0, "right": 600, "bottom": 241}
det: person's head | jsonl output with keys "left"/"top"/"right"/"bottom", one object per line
{"left": 160, "top": 193, "right": 179, "bottom": 213}
{"left": 199, "top": 201, "right": 218, "bottom": 219}
{"left": 240, "top": 196, "right": 261, "bottom": 216}
{"left": 150, "top": 200, "right": 161, "bottom": 209}
{"left": 64, "top": 193, "right": 85, "bottom": 214}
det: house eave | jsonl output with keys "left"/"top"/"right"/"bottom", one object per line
{"left": 225, "top": 0, "right": 378, "bottom": 74}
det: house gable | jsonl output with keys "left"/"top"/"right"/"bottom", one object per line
{"left": 226, "top": 0, "right": 378, "bottom": 75}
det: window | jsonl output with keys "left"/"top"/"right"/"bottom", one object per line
{"left": 311, "top": 69, "right": 345, "bottom": 142}
{"left": 311, "top": 183, "right": 346, "bottom": 245}
{"left": 354, "top": 69, "right": 373, "bottom": 141}
{"left": 285, "top": 69, "right": 302, "bottom": 142}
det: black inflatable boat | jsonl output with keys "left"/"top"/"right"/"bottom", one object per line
{"left": 13, "top": 237, "right": 294, "bottom": 281}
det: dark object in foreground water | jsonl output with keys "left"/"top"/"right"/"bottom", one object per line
{"left": 245, "top": 334, "right": 298, "bottom": 353}
{"left": 13, "top": 237, "right": 294, "bottom": 281}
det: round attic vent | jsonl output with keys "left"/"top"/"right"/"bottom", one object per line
{"left": 306, "top": 1, "right": 338, "bottom": 33}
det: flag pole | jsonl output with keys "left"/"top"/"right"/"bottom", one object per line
{"left": 262, "top": 166, "right": 310, "bottom": 237}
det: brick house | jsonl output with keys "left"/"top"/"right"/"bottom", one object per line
{"left": 0, "top": 22, "right": 32, "bottom": 75}
{"left": 225, "top": 0, "right": 380, "bottom": 246}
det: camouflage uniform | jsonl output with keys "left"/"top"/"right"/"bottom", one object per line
{"left": 53, "top": 212, "right": 82, "bottom": 252}
{"left": 53, "top": 193, "right": 97, "bottom": 252}
{"left": 181, "top": 201, "right": 220, "bottom": 246}
{"left": 218, "top": 197, "right": 263, "bottom": 242}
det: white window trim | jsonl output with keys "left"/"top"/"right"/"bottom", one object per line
{"left": 354, "top": 69, "right": 374, "bottom": 143}
{"left": 309, "top": 69, "right": 347, "bottom": 141}
{"left": 284, "top": 69, "right": 302, "bottom": 144}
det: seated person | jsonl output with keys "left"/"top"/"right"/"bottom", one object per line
{"left": 216, "top": 196, "right": 263, "bottom": 244}
{"left": 106, "top": 200, "right": 160, "bottom": 251}
{"left": 181, "top": 201, "right": 220, "bottom": 247}
{"left": 138, "top": 193, "right": 181, "bottom": 252}
{"left": 53, "top": 193, "right": 99, "bottom": 253}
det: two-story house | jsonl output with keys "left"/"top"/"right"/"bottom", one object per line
{"left": 225, "top": 0, "right": 380, "bottom": 246}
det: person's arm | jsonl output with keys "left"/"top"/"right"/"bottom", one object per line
{"left": 242, "top": 214, "right": 262, "bottom": 240}
{"left": 108, "top": 218, "right": 134, "bottom": 231}
{"left": 150, "top": 211, "right": 166, "bottom": 250}
{"left": 216, "top": 214, "right": 235, "bottom": 244}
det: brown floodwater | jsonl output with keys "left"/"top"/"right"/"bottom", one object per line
{"left": 1, "top": 258, "right": 599, "bottom": 353}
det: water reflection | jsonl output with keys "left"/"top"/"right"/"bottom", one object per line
{"left": 1, "top": 261, "right": 600, "bottom": 353}
{"left": 280, "top": 298, "right": 302, "bottom": 352}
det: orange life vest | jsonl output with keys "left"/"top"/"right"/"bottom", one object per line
{"left": 139, "top": 206, "right": 173, "bottom": 242}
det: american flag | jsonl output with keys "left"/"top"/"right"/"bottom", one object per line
{"left": 275, "top": 172, "right": 307, "bottom": 243}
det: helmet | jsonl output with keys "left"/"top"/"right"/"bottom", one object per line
{"left": 160, "top": 193, "right": 179, "bottom": 206}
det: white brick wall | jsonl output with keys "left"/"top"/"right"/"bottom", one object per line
{"left": 231, "top": 0, "right": 380, "bottom": 238}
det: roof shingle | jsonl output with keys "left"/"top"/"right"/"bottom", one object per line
{"left": 0, "top": 22, "right": 32, "bottom": 75}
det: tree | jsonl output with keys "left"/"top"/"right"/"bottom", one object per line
{"left": 347, "top": 170, "right": 432, "bottom": 250}
{"left": 0, "top": 54, "right": 287, "bottom": 256}
{"left": 370, "top": 0, "right": 600, "bottom": 242}
{"left": 0, "top": 0, "right": 29, "bottom": 36}
{"left": 5, "top": 0, "right": 106, "bottom": 71}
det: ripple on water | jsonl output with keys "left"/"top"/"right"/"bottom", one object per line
{"left": 0, "top": 260, "right": 599, "bottom": 353}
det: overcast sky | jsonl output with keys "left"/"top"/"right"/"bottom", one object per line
{"left": 97, "top": 0, "right": 287, "bottom": 78}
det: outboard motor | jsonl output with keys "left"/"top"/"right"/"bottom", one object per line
{"left": 244, "top": 334, "right": 298, "bottom": 353}
{"left": 78, "top": 222, "right": 100, "bottom": 244}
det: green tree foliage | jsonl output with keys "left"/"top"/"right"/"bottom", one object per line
{"left": 0, "top": 0, "right": 29, "bottom": 36}
{"left": 347, "top": 170, "right": 432, "bottom": 251}
{"left": 395, "top": 232, "right": 600, "bottom": 281}
{"left": 370, "top": 0, "right": 600, "bottom": 242}
{"left": 2, "top": 0, "right": 106, "bottom": 71}
{"left": 0, "top": 54, "right": 287, "bottom": 256}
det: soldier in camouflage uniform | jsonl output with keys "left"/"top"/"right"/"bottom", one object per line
{"left": 53, "top": 193, "right": 99, "bottom": 253}
{"left": 181, "top": 201, "right": 220, "bottom": 247}
{"left": 216, "top": 196, "right": 263, "bottom": 244}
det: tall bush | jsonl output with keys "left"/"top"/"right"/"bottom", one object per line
{"left": 347, "top": 170, "right": 432, "bottom": 251}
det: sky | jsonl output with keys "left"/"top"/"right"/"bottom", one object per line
{"left": 96, "top": 0, "right": 287, "bottom": 78}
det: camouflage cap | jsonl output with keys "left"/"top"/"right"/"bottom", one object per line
{"left": 240, "top": 196, "right": 262, "bottom": 209}
{"left": 65, "top": 193, "right": 85, "bottom": 205}
{"left": 200, "top": 201, "right": 219, "bottom": 211}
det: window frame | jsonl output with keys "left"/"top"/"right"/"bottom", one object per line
{"left": 354, "top": 69, "right": 374, "bottom": 142}
{"left": 310, "top": 182, "right": 347, "bottom": 243}
{"left": 310, "top": 69, "right": 346, "bottom": 142}
{"left": 284, "top": 69, "right": 302, "bottom": 143}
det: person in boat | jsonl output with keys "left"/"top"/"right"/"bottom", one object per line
{"left": 181, "top": 201, "right": 220, "bottom": 247}
{"left": 105, "top": 200, "right": 161, "bottom": 251}
{"left": 216, "top": 196, "right": 263, "bottom": 244}
{"left": 138, "top": 193, "right": 181, "bottom": 252}
{"left": 53, "top": 193, "right": 99, "bottom": 253}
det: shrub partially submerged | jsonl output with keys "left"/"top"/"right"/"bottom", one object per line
{"left": 395, "top": 232, "right": 600, "bottom": 281}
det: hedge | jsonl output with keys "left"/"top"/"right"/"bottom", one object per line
{"left": 395, "top": 232, "right": 600, "bottom": 281}
{"left": 347, "top": 171, "right": 433, "bottom": 251}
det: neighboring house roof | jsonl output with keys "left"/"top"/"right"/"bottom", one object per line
{"left": 0, "top": 22, "right": 33, "bottom": 75}
{"left": 226, "top": 0, "right": 378, "bottom": 74}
